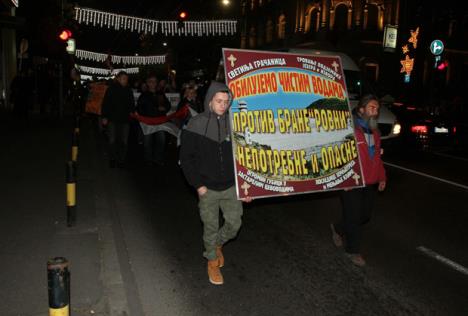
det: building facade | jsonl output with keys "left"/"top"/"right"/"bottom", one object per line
{"left": 0, "top": 0, "right": 21, "bottom": 110}
{"left": 240, "top": 0, "right": 468, "bottom": 108}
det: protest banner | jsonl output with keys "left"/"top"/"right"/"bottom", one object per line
{"left": 85, "top": 81, "right": 108, "bottom": 115}
{"left": 222, "top": 48, "right": 365, "bottom": 199}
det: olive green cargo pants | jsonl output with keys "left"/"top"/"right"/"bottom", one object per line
{"left": 198, "top": 186, "right": 243, "bottom": 260}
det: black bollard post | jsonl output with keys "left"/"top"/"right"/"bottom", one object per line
{"left": 66, "top": 161, "right": 76, "bottom": 227}
{"left": 71, "top": 130, "right": 79, "bottom": 162}
{"left": 74, "top": 116, "right": 80, "bottom": 135}
{"left": 47, "top": 257, "right": 70, "bottom": 316}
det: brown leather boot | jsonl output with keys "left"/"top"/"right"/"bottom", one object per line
{"left": 216, "top": 246, "right": 224, "bottom": 268}
{"left": 207, "top": 259, "right": 224, "bottom": 285}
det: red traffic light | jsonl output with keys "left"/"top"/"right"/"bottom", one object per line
{"left": 179, "top": 11, "right": 187, "bottom": 19}
{"left": 437, "top": 60, "right": 448, "bottom": 71}
{"left": 59, "top": 29, "right": 72, "bottom": 41}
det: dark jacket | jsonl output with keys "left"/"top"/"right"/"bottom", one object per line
{"left": 175, "top": 97, "right": 201, "bottom": 128}
{"left": 137, "top": 91, "right": 170, "bottom": 117}
{"left": 177, "top": 97, "right": 201, "bottom": 113}
{"left": 180, "top": 82, "right": 234, "bottom": 191}
{"left": 101, "top": 82, "right": 134, "bottom": 123}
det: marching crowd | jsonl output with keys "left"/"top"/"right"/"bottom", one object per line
{"left": 82, "top": 71, "right": 385, "bottom": 285}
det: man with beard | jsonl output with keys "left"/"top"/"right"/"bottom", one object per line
{"left": 330, "top": 94, "right": 386, "bottom": 267}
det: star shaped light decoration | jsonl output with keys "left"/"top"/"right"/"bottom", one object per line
{"left": 400, "top": 55, "right": 414, "bottom": 75}
{"left": 408, "top": 27, "right": 420, "bottom": 49}
{"left": 402, "top": 44, "right": 409, "bottom": 54}
{"left": 227, "top": 54, "right": 237, "bottom": 67}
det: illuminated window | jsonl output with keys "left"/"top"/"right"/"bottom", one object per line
{"left": 305, "top": 7, "right": 320, "bottom": 33}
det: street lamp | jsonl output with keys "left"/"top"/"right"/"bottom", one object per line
{"left": 221, "top": 0, "right": 230, "bottom": 6}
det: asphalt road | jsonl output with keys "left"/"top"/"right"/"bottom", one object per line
{"left": 99, "top": 135, "right": 468, "bottom": 316}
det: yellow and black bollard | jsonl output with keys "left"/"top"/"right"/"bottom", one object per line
{"left": 71, "top": 130, "right": 79, "bottom": 162}
{"left": 47, "top": 257, "right": 70, "bottom": 316}
{"left": 66, "top": 161, "right": 76, "bottom": 227}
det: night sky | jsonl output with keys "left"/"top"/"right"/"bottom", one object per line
{"left": 16, "top": 0, "right": 239, "bottom": 78}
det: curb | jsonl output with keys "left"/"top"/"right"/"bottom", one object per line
{"left": 85, "top": 120, "right": 132, "bottom": 316}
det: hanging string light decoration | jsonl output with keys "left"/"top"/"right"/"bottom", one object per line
{"left": 74, "top": 7, "right": 237, "bottom": 36}
{"left": 77, "top": 65, "right": 140, "bottom": 76}
{"left": 76, "top": 49, "right": 166, "bottom": 65}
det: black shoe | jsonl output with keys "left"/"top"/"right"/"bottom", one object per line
{"left": 109, "top": 160, "right": 116, "bottom": 168}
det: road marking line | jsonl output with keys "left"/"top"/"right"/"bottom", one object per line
{"left": 417, "top": 246, "right": 468, "bottom": 277}
{"left": 433, "top": 151, "right": 468, "bottom": 162}
{"left": 384, "top": 162, "right": 468, "bottom": 191}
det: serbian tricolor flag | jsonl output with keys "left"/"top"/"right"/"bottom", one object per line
{"left": 131, "top": 105, "right": 190, "bottom": 138}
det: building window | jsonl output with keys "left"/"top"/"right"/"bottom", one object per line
{"left": 305, "top": 7, "right": 320, "bottom": 33}
{"left": 364, "top": 62, "right": 379, "bottom": 82}
{"left": 278, "top": 14, "right": 286, "bottom": 39}
{"left": 333, "top": 4, "right": 348, "bottom": 31}
{"left": 249, "top": 26, "right": 257, "bottom": 48}
{"left": 365, "top": 4, "right": 379, "bottom": 31}
{"left": 257, "top": 22, "right": 264, "bottom": 47}
{"left": 266, "top": 19, "right": 273, "bottom": 43}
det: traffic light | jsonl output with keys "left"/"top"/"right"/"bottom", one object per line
{"left": 59, "top": 29, "right": 73, "bottom": 41}
{"left": 66, "top": 38, "right": 76, "bottom": 55}
{"left": 437, "top": 60, "right": 448, "bottom": 71}
{"left": 58, "top": 29, "right": 76, "bottom": 55}
{"left": 178, "top": 11, "right": 188, "bottom": 29}
{"left": 179, "top": 11, "right": 188, "bottom": 20}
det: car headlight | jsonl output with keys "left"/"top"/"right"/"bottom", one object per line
{"left": 392, "top": 122, "right": 401, "bottom": 135}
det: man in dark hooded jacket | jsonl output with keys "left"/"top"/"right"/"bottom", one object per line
{"left": 180, "top": 81, "right": 251, "bottom": 285}
{"left": 101, "top": 71, "right": 135, "bottom": 167}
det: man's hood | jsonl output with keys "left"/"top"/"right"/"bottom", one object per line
{"left": 184, "top": 81, "right": 233, "bottom": 143}
{"left": 203, "top": 81, "right": 233, "bottom": 113}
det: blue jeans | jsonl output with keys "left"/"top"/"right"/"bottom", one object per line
{"left": 143, "top": 131, "right": 166, "bottom": 163}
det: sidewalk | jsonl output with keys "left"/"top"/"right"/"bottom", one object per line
{"left": 0, "top": 114, "right": 123, "bottom": 316}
